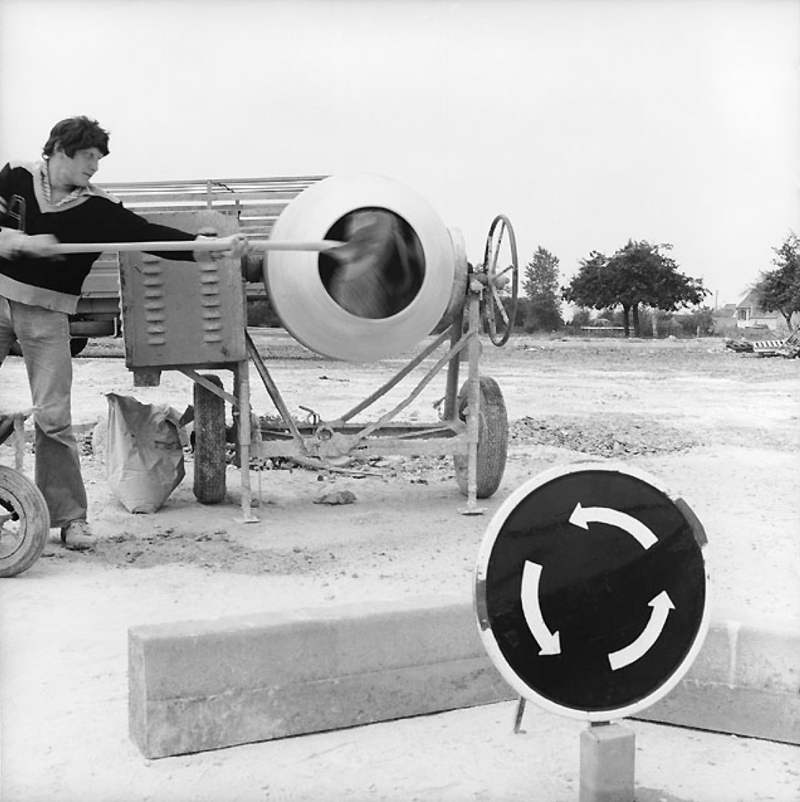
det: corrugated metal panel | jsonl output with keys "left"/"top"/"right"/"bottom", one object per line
{"left": 82, "top": 175, "right": 327, "bottom": 298}
{"left": 97, "top": 175, "right": 327, "bottom": 237}
{"left": 120, "top": 211, "right": 247, "bottom": 369}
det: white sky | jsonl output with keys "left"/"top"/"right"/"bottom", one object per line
{"left": 1, "top": 0, "right": 798, "bottom": 306}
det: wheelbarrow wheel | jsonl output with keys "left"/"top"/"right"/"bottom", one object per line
{"left": 453, "top": 376, "right": 508, "bottom": 499}
{"left": 193, "top": 374, "right": 227, "bottom": 505}
{"left": 0, "top": 465, "right": 49, "bottom": 578}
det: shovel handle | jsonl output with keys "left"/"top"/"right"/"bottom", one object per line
{"left": 51, "top": 239, "right": 343, "bottom": 255}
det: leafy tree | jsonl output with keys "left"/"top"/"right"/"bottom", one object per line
{"left": 568, "top": 307, "right": 593, "bottom": 330}
{"left": 522, "top": 247, "right": 563, "bottom": 331}
{"left": 247, "top": 297, "right": 281, "bottom": 327}
{"left": 753, "top": 232, "right": 800, "bottom": 329}
{"left": 562, "top": 240, "right": 708, "bottom": 337}
{"left": 672, "top": 306, "right": 716, "bottom": 337}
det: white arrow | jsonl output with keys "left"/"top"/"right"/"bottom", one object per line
{"left": 521, "top": 561, "right": 561, "bottom": 656}
{"left": 569, "top": 502, "right": 658, "bottom": 550}
{"left": 608, "top": 591, "right": 675, "bottom": 671}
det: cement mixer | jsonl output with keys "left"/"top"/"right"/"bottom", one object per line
{"left": 52, "top": 173, "right": 520, "bottom": 519}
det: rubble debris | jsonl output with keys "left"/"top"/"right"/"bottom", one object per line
{"left": 314, "top": 490, "right": 357, "bottom": 506}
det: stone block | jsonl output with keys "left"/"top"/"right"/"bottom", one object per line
{"left": 636, "top": 616, "right": 800, "bottom": 744}
{"left": 129, "top": 595, "right": 515, "bottom": 758}
{"left": 579, "top": 723, "right": 635, "bottom": 802}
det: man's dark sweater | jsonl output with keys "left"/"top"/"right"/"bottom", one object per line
{"left": 0, "top": 160, "right": 196, "bottom": 314}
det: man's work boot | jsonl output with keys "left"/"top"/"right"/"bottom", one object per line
{"left": 60, "top": 520, "right": 96, "bottom": 551}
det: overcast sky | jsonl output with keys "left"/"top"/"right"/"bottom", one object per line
{"left": 1, "top": 0, "right": 798, "bottom": 306}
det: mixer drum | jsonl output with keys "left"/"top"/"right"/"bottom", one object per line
{"left": 263, "top": 174, "right": 461, "bottom": 361}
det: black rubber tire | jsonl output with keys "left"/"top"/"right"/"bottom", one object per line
{"left": 69, "top": 337, "right": 88, "bottom": 357}
{"left": 0, "top": 417, "right": 14, "bottom": 447}
{"left": 453, "top": 376, "right": 508, "bottom": 499}
{"left": 192, "top": 374, "right": 227, "bottom": 504}
{"left": 0, "top": 465, "right": 50, "bottom": 578}
{"left": 8, "top": 337, "right": 87, "bottom": 357}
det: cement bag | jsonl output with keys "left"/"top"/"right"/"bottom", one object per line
{"left": 105, "top": 393, "right": 186, "bottom": 513}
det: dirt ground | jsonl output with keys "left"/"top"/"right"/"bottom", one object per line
{"left": 0, "top": 331, "right": 798, "bottom": 800}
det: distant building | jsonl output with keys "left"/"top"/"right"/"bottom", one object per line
{"left": 734, "top": 290, "right": 783, "bottom": 331}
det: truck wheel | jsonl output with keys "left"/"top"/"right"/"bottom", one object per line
{"left": 193, "top": 374, "right": 227, "bottom": 504}
{"left": 8, "top": 338, "right": 87, "bottom": 357}
{"left": 70, "top": 338, "right": 88, "bottom": 357}
{"left": 0, "top": 465, "right": 50, "bottom": 578}
{"left": 453, "top": 376, "right": 508, "bottom": 499}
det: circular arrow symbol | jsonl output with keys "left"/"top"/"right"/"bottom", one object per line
{"left": 608, "top": 591, "right": 675, "bottom": 670}
{"left": 568, "top": 502, "right": 673, "bottom": 669}
{"left": 521, "top": 560, "right": 561, "bottom": 655}
{"left": 520, "top": 504, "right": 677, "bottom": 670}
{"left": 569, "top": 502, "right": 657, "bottom": 549}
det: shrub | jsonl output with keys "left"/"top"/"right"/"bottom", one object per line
{"left": 247, "top": 299, "right": 281, "bottom": 327}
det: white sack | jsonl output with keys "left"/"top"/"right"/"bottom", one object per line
{"left": 105, "top": 393, "right": 185, "bottom": 513}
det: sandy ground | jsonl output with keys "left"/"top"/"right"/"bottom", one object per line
{"left": 0, "top": 332, "right": 798, "bottom": 801}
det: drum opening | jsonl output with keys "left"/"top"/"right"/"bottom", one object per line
{"left": 318, "top": 208, "right": 425, "bottom": 319}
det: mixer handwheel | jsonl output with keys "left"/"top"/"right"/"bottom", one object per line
{"left": 481, "top": 214, "right": 519, "bottom": 346}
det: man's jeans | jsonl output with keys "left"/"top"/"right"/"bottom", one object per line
{"left": 0, "top": 297, "right": 88, "bottom": 527}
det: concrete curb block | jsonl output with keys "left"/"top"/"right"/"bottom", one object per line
{"left": 129, "top": 595, "right": 514, "bottom": 759}
{"left": 128, "top": 598, "right": 799, "bottom": 759}
{"left": 634, "top": 614, "right": 800, "bottom": 744}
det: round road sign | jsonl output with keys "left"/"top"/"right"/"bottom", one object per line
{"left": 475, "top": 462, "right": 711, "bottom": 721}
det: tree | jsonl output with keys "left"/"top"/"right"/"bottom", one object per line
{"left": 562, "top": 240, "right": 708, "bottom": 337}
{"left": 753, "top": 232, "right": 800, "bottom": 330}
{"left": 568, "top": 307, "right": 593, "bottom": 330}
{"left": 672, "top": 306, "right": 716, "bottom": 337}
{"left": 247, "top": 296, "right": 281, "bottom": 327}
{"left": 522, "top": 246, "right": 563, "bottom": 331}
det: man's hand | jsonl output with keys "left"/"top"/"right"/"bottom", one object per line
{"left": 0, "top": 229, "right": 60, "bottom": 259}
{"left": 193, "top": 233, "right": 250, "bottom": 262}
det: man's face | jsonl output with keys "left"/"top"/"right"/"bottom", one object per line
{"left": 54, "top": 146, "right": 105, "bottom": 187}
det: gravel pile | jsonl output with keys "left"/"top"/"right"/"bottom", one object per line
{"left": 510, "top": 414, "right": 699, "bottom": 457}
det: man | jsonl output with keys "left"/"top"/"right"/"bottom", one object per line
{"left": 0, "top": 116, "right": 247, "bottom": 551}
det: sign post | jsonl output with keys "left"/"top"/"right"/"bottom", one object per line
{"left": 474, "top": 462, "right": 711, "bottom": 800}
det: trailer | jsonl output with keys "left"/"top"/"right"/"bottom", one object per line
{"left": 67, "top": 175, "right": 327, "bottom": 354}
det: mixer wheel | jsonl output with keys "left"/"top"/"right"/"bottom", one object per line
{"left": 0, "top": 465, "right": 49, "bottom": 578}
{"left": 453, "top": 376, "right": 508, "bottom": 499}
{"left": 193, "top": 375, "right": 227, "bottom": 505}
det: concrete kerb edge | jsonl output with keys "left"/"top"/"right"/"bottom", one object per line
{"left": 633, "top": 610, "right": 800, "bottom": 744}
{"left": 128, "top": 594, "right": 517, "bottom": 758}
{"left": 128, "top": 596, "right": 800, "bottom": 758}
